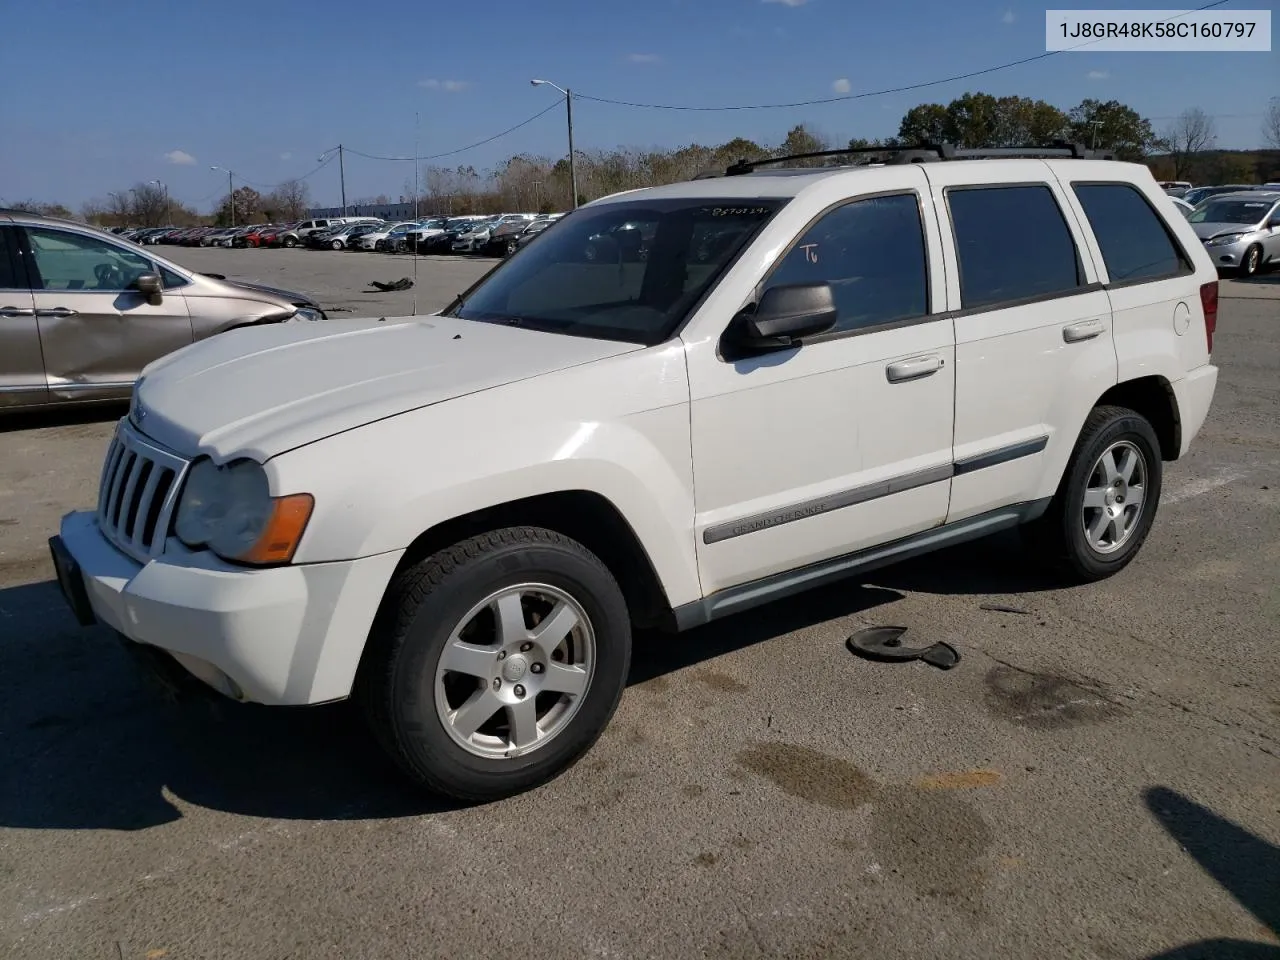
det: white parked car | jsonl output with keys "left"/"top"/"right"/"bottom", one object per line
{"left": 356, "top": 222, "right": 420, "bottom": 251}
{"left": 50, "top": 145, "right": 1220, "bottom": 801}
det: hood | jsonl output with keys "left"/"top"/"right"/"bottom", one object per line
{"left": 133, "top": 314, "right": 641, "bottom": 462}
{"left": 1191, "top": 221, "right": 1257, "bottom": 241}
{"left": 200, "top": 276, "right": 320, "bottom": 309}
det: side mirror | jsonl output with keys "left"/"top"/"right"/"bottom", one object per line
{"left": 724, "top": 282, "right": 838, "bottom": 357}
{"left": 134, "top": 273, "right": 163, "bottom": 305}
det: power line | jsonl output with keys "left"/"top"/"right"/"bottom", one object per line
{"left": 236, "top": 153, "right": 335, "bottom": 191}
{"left": 344, "top": 100, "right": 561, "bottom": 162}
{"left": 575, "top": 0, "right": 1232, "bottom": 112}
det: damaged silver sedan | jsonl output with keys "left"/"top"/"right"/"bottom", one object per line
{"left": 0, "top": 209, "right": 327, "bottom": 412}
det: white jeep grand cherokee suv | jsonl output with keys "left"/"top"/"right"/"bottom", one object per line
{"left": 49, "top": 145, "right": 1220, "bottom": 801}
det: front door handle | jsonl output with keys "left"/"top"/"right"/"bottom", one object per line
{"left": 886, "top": 354, "right": 944, "bottom": 383}
{"left": 0, "top": 306, "right": 36, "bottom": 317}
{"left": 1063, "top": 319, "right": 1106, "bottom": 343}
{"left": 35, "top": 307, "right": 79, "bottom": 318}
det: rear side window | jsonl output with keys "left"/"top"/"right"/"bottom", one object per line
{"left": 1073, "top": 183, "right": 1187, "bottom": 283}
{"left": 947, "top": 185, "right": 1082, "bottom": 309}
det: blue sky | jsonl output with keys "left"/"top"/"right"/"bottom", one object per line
{"left": 3, "top": 0, "right": 1275, "bottom": 212}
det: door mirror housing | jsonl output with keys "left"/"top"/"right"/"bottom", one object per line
{"left": 134, "top": 273, "right": 163, "bottom": 305}
{"left": 723, "top": 282, "right": 838, "bottom": 358}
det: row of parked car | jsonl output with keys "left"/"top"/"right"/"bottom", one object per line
{"left": 113, "top": 212, "right": 565, "bottom": 259}
{"left": 1163, "top": 183, "right": 1280, "bottom": 277}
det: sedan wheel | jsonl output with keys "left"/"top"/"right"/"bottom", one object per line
{"left": 1241, "top": 244, "right": 1262, "bottom": 277}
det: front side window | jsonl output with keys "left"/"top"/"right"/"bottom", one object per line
{"left": 760, "top": 193, "right": 930, "bottom": 335}
{"left": 446, "top": 198, "right": 785, "bottom": 344}
{"left": 0, "top": 228, "right": 23, "bottom": 289}
{"left": 1187, "top": 199, "right": 1274, "bottom": 226}
{"left": 25, "top": 227, "right": 155, "bottom": 292}
{"left": 1073, "top": 183, "right": 1187, "bottom": 283}
{"left": 947, "top": 185, "right": 1082, "bottom": 309}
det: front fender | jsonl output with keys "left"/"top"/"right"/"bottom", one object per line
{"left": 265, "top": 357, "right": 701, "bottom": 608}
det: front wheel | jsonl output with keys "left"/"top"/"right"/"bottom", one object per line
{"left": 283, "top": 237, "right": 296, "bottom": 248}
{"left": 1240, "top": 244, "right": 1262, "bottom": 277}
{"left": 1023, "top": 405, "right": 1163, "bottom": 582}
{"left": 357, "top": 527, "right": 632, "bottom": 802}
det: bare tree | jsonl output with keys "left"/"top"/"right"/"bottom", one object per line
{"left": 266, "top": 179, "right": 310, "bottom": 220}
{"left": 129, "top": 182, "right": 169, "bottom": 226}
{"left": 1162, "top": 108, "right": 1216, "bottom": 179}
{"left": 1263, "top": 97, "right": 1280, "bottom": 150}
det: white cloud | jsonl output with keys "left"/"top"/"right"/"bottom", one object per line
{"left": 763, "top": 0, "right": 808, "bottom": 6}
{"left": 164, "top": 149, "right": 196, "bottom": 165}
{"left": 1086, "top": 69, "right": 1109, "bottom": 80}
{"left": 832, "top": 78, "right": 852, "bottom": 94}
{"left": 1002, "top": 8, "right": 1015, "bottom": 23}
{"left": 280, "top": 151, "right": 292, "bottom": 160}
{"left": 418, "top": 78, "right": 470, "bottom": 92}
{"left": 627, "top": 52, "right": 661, "bottom": 63}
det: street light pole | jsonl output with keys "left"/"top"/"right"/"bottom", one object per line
{"left": 211, "top": 166, "right": 235, "bottom": 226}
{"left": 530, "top": 79, "right": 578, "bottom": 210}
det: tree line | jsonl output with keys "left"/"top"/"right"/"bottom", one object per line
{"left": 7, "top": 95, "right": 1279, "bottom": 224}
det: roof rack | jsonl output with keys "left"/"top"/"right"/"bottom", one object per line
{"left": 721, "top": 141, "right": 1115, "bottom": 177}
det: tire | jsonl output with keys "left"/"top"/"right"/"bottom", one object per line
{"left": 356, "top": 526, "right": 632, "bottom": 802}
{"left": 1023, "top": 405, "right": 1163, "bottom": 582}
{"left": 332, "top": 239, "right": 343, "bottom": 250}
{"left": 1240, "top": 244, "right": 1262, "bottom": 277}
{"left": 283, "top": 237, "right": 296, "bottom": 248}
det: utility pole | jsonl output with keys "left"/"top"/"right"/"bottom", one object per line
{"left": 339, "top": 143, "right": 347, "bottom": 217}
{"left": 211, "top": 166, "right": 235, "bottom": 226}
{"left": 1090, "top": 120, "right": 1103, "bottom": 150}
{"left": 150, "top": 179, "right": 170, "bottom": 225}
{"left": 531, "top": 79, "right": 579, "bottom": 210}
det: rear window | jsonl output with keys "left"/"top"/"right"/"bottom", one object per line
{"left": 947, "top": 185, "right": 1083, "bottom": 309}
{"left": 1072, "top": 183, "right": 1187, "bottom": 283}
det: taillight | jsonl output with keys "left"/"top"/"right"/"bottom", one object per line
{"left": 1199, "top": 280, "right": 1218, "bottom": 354}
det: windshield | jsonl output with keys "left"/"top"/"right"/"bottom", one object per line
{"left": 1188, "top": 199, "right": 1275, "bottom": 225}
{"left": 444, "top": 197, "right": 786, "bottom": 345}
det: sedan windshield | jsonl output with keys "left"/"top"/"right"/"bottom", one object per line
{"left": 1188, "top": 199, "right": 1274, "bottom": 224}
{"left": 444, "top": 197, "right": 786, "bottom": 345}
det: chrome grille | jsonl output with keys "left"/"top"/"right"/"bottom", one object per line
{"left": 96, "top": 420, "right": 190, "bottom": 562}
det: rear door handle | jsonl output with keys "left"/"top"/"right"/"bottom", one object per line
{"left": 886, "top": 354, "right": 944, "bottom": 383}
{"left": 0, "top": 306, "right": 35, "bottom": 317}
{"left": 1063, "top": 319, "right": 1106, "bottom": 343}
{"left": 35, "top": 307, "right": 79, "bottom": 318}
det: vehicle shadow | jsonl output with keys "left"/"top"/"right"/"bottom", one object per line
{"left": 1141, "top": 786, "right": 1280, "bottom": 959}
{"left": 0, "top": 535, "right": 1046, "bottom": 832}
{"left": 0, "top": 401, "right": 126, "bottom": 434}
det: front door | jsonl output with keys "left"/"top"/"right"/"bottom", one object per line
{"left": 686, "top": 175, "right": 956, "bottom": 595}
{"left": 0, "top": 226, "right": 45, "bottom": 408}
{"left": 21, "top": 226, "right": 194, "bottom": 404}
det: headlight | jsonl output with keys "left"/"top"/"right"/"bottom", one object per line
{"left": 175, "top": 458, "right": 314, "bottom": 565}
{"left": 1205, "top": 233, "right": 1245, "bottom": 246}
{"left": 293, "top": 306, "right": 325, "bottom": 322}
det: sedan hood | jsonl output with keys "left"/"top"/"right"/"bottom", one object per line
{"left": 133, "top": 315, "right": 641, "bottom": 462}
{"left": 217, "top": 278, "right": 321, "bottom": 308}
{"left": 1191, "top": 221, "right": 1257, "bottom": 241}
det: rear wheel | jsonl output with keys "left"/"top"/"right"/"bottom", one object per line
{"left": 1023, "top": 405, "right": 1163, "bottom": 582}
{"left": 357, "top": 527, "right": 631, "bottom": 801}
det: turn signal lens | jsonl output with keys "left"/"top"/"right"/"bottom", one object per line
{"left": 230, "top": 493, "right": 314, "bottom": 565}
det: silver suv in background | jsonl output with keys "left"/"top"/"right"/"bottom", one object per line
{"left": 1186, "top": 191, "right": 1280, "bottom": 276}
{"left": 0, "top": 209, "right": 328, "bottom": 412}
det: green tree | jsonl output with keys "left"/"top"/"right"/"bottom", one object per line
{"left": 1068, "top": 99, "right": 1159, "bottom": 161}
{"left": 993, "top": 96, "right": 1070, "bottom": 146}
{"left": 945, "top": 92, "right": 1002, "bottom": 147}
{"left": 898, "top": 103, "right": 949, "bottom": 144}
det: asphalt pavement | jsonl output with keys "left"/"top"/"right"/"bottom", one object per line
{"left": 1, "top": 248, "right": 1277, "bottom": 960}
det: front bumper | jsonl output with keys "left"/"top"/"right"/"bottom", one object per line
{"left": 1202, "top": 236, "right": 1254, "bottom": 267}
{"left": 51, "top": 510, "right": 403, "bottom": 706}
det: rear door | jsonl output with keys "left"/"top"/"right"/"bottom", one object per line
{"left": 922, "top": 164, "right": 1118, "bottom": 523}
{"left": 21, "top": 226, "right": 194, "bottom": 403}
{"left": 0, "top": 226, "right": 45, "bottom": 408}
